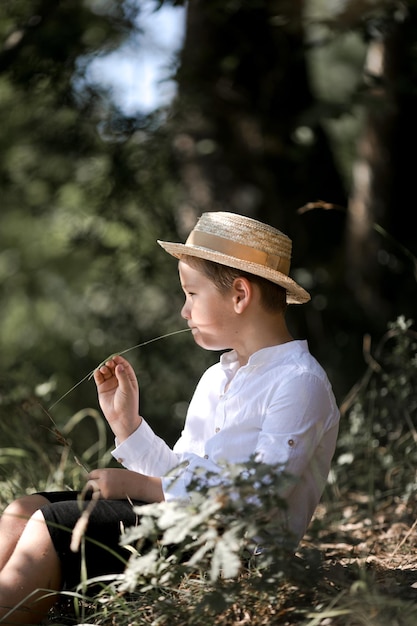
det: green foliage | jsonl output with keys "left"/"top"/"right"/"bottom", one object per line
{"left": 118, "top": 459, "right": 293, "bottom": 586}
{"left": 334, "top": 316, "right": 417, "bottom": 504}
{"left": 0, "top": 372, "right": 113, "bottom": 500}
{"left": 1, "top": 0, "right": 417, "bottom": 622}
{"left": 0, "top": 0, "right": 215, "bottom": 445}
{"left": 70, "top": 458, "right": 294, "bottom": 625}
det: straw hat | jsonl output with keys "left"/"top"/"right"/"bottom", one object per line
{"left": 157, "top": 211, "right": 310, "bottom": 304}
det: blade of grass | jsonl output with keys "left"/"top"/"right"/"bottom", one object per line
{"left": 48, "top": 328, "right": 191, "bottom": 411}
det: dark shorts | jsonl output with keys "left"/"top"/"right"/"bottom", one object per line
{"left": 37, "top": 490, "right": 145, "bottom": 591}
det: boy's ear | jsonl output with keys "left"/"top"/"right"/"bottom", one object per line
{"left": 232, "top": 277, "right": 252, "bottom": 313}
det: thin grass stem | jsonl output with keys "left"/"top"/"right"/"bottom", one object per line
{"left": 48, "top": 328, "right": 191, "bottom": 411}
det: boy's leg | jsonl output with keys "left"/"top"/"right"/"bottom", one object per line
{"left": 0, "top": 508, "right": 62, "bottom": 625}
{"left": 0, "top": 494, "right": 51, "bottom": 570}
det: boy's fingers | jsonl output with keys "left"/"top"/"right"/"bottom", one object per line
{"left": 93, "top": 369, "right": 103, "bottom": 384}
{"left": 112, "top": 355, "right": 126, "bottom": 366}
{"left": 93, "top": 356, "right": 135, "bottom": 390}
{"left": 115, "top": 363, "right": 138, "bottom": 393}
{"left": 115, "top": 363, "right": 128, "bottom": 387}
{"left": 94, "top": 363, "right": 117, "bottom": 384}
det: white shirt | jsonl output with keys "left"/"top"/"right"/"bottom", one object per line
{"left": 112, "top": 340, "right": 339, "bottom": 544}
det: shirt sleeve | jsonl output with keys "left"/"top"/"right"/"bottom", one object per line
{"left": 111, "top": 418, "right": 180, "bottom": 477}
{"left": 110, "top": 418, "right": 223, "bottom": 502}
{"left": 254, "top": 372, "right": 338, "bottom": 496}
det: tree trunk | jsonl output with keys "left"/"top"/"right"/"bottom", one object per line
{"left": 170, "top": 0, "right": 346, "bottom": 267}
{"left": 346, "top": 6, "right": 417, "bottom": 329}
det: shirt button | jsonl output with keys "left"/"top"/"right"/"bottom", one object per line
{"left": 117, "top": 457, "right": 124, "bottom": 464}
{"left": 215, "top": 427, "right": 220, "bottom": 433}
{"left": 287, "top": 439, "right": 295, "bottom": 447}
{"left": 204, "top": 454, "right": 209, "bottom": 459}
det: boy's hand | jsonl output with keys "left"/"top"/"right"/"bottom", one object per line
{"left": 87, "top": 468, "right": 164, "bottom": 503}
{"left": 93, "top": 355, "right": 142, "bottom": 442}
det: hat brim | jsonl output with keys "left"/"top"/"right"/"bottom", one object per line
{"left": 157, "top": 240, "right": 310, "bottom": 305}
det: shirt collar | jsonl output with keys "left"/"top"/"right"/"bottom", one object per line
{"left": 220, "top": 340, "right": 308, "bottom": 372}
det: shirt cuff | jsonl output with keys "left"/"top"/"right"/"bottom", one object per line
{"left": 111, "top": 418, "right": 156, "bottom": 467}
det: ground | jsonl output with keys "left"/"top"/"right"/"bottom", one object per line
{"left": 46, "top": 493, "right": 416, "bottom": 625}
{"left": 281, "top": 494, "right": 417, "bottom": 625}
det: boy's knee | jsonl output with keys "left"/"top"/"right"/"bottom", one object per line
{"left": 3, "top": 494, "right": 50, "bottom": 522}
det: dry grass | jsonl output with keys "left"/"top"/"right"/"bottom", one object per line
{"left": 45, "top": 492, "right": 416, "bottom": 626}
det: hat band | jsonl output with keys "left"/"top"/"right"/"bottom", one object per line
{"left": 186, "top": 230, "right": 290, "bottom": 275}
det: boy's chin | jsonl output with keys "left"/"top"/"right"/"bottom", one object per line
{"left": 193, "top": 335, "right": 230, "bottom": 352}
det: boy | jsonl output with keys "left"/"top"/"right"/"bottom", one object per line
{"left": 0, "top": 211, "right": 339, "bottom": 624}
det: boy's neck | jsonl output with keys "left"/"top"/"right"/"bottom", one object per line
{"left": 233, "top": 314, "right": 294, "bottom": 366}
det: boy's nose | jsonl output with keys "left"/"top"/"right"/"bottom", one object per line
{"left": 181, "top": 302, "right": 190, "bottom": 320}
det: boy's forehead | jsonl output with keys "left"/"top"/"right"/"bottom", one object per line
{"left": 178, "top": 258, "right": 196, "bottom": 271}
{"left": 178, "top": 259, "right": 206, "bottom": 283}
{"left": 178, "top": 259, "right": 195, "bottom": 278}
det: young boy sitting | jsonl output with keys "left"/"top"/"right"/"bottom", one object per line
{"left": 0, "top": 211, "right": 339, "bottom": 624}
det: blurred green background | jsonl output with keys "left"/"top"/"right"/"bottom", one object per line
{"left": 0, "top": 0, "right": 416, "bottom": 491}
